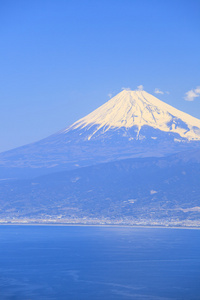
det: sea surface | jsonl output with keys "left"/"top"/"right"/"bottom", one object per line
{"left": 0, "top": 225, "right": 200, "bottom": 300}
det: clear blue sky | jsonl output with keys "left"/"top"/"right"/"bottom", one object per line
{"left": 0, "top": 0, "right": 200, "bottom": 152}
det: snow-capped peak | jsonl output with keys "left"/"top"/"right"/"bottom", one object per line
{"left": 66, "top": 89, "right": 200, "bottom": 141}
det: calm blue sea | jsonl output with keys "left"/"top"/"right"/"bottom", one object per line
{"left": 0, "top": 225, "right": 200, "bottom": 300}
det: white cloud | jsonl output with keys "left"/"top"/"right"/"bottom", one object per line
{"left": 150, "top": 190, "right": 158, "bottom": 195}
{"left": 108, "top": 93, "right": 112, "bottom": 98}
{"left": 185, "top": 90, "right": 198, "bottom": 101}
{"left": 195, "top": 86, "right": 200, "bottom": 94}
{"left": 137, "top": 85, "right": 144, "bottom": 91}
{"left": 122, "top": 87, "right": 131, "bottom": 91}
{"left": 184, "top": 86, "right": 200, "bottom": 101}
{"left": 154, "top": 88, "right": 164, "bottom": 94}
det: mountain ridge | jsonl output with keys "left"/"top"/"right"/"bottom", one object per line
{"left": 1, "top": 149, "right": 200, "bottom": 226}
{"left": 65, "top": 90, "right": 200, "bottom": 141}
{"left": 1, "top": 89, "right": 200, "bottom": 178}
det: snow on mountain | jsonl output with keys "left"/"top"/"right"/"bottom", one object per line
{"left": 66, "top": 90, "right": 200, "bottom": 141}
{"left": 1, "top": 89, "right": 200, "bottom": 178}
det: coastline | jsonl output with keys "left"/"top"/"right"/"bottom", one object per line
{"left": 0, "top": 223, "right": 200, "bottom": 230}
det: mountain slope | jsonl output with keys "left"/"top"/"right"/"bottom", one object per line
{"left": 1, "top": 90, "right": 200, "bottom": 178}
{"left": 69, "top": 90, "right": 200, "bottom": 140}
{"left": 1, "top": 149, "right": 200, "bottom": 226}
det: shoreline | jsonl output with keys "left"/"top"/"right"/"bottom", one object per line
{"left": 0, "top": 223, "right": 200, "bottom": 230}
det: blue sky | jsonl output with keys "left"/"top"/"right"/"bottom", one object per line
{"left": 0, "top": 0, "right": 200, "bottom": 152}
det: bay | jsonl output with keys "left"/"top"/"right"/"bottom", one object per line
{"left": 0, "top": 225, "right": 200, "bottom": 299}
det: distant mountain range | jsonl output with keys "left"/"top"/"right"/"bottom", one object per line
{"left": 0, "top": 90, "right": 200, "bottom": 226}
{"left": 0, "top": 148, "right": 200, "bottom": 226}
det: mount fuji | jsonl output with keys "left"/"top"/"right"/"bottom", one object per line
{"left": 1, "top": 89, "right": 200, "bottom": 226}
{"left": 70, "top": 89, "right": 200, "bottom": 140}
{"left": 1, "top": 89, "right": 200, "bottom": 179}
